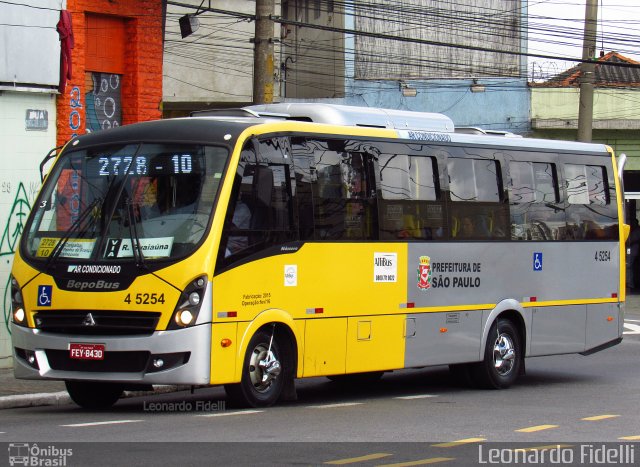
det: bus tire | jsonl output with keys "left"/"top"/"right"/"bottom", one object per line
{"left": 472, "top": 319, "right": 522, "bottom": 389}
{"left": 65, "top": 381, "right": 123, "bottom": 410}
{"left": 225, "top": 329, "right": 285, "bottom": 408}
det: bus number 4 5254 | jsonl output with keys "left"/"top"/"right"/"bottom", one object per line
{"left": 124, "top": 293, "right": 165, "bottom": 305}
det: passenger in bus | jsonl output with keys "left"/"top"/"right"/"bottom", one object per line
{"left": 459, "top": 216, "right": 476, "bottom": 238}
{"left": 457, "top": 214, "right": 494, "bottom": 238}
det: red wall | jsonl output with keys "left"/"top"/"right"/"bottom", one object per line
{"left": 57, "top": 0, "right": 163, "bottom": 146}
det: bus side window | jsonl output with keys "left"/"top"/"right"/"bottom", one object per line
{"left": 291, "top": 144, "right": 315, "bottom": 240}
{"left": 304, "top": 139, "right": 378, "bottom": 241}
{"left": 508, "top": 160, "right": 562, "bottom": 241}
{"left": 564, "top": 163, "right": 617, "bottom": 240}
{"left": 218, "top": 144, "right": 296, "bottom": 268}
{"left": 447, "top": 157, "right": 507, "bottom": 240}
{"left": 377, "top": 153, "right": 444, "bottom": 240}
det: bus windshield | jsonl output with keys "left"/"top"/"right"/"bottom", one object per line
{"left": 24, "top": 143, "right": 228, "bottom": 263}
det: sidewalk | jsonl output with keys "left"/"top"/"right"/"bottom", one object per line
{"left": 0, "top": 366, "right": 187, "bottom": 409}
{"left": 2, "top": 293, "right": 639, "bottom": 410}
{"left": 0, "top": 367, "right": 68, "bottom": 409}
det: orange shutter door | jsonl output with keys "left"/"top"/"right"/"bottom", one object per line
{"left": 86, "top": 15, "right": 125, "bottom": 74}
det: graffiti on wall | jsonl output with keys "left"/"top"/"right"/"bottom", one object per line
{"left": 1, "top": 183, "right": 31, "bottom": 334}
{"left": 86, "top": 72, "right": 122, "bottom": 131}
{"left": 69, "top": 85, "right": 82, "bottom": 138}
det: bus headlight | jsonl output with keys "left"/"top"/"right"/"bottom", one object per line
{"left": 175, "top": 309, "right": 194, "bottom": 326}
{"left": 168, "top": 275, "right": 207, "bottom": 330}
{"left": 11, "top": 276, "right": 27, "bottom": 326}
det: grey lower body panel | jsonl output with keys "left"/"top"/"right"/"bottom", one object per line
{"left": 11, "top": 322, "right": 212, "bottom": 385}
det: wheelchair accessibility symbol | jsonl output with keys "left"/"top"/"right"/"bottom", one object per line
{"left": 38, "top": 285, "right": 52, "bottom": 306}
{"left": 533, "top": 252, "right": 543, "bottom": 271}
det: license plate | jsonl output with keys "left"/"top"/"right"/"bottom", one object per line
{"left": 69, "top": 343, "right": 105, "bottom": 360}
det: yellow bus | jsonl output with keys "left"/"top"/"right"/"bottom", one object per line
{"left": 10, "top": 103, "right": 627, "bottom": 409}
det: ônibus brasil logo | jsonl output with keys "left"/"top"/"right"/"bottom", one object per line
{"left": 417, "top": 255, "right": 432, "bottom": 290}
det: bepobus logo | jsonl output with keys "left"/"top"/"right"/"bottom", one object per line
{"left": 8, "top": 442, "right": 73, "bottom": 466}
{"left": 66, "top": 279, "right": 120, "bottom": 290}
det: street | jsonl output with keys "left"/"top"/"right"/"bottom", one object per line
{"left": 1, "top": 306, "right": 639, "bottom": 465}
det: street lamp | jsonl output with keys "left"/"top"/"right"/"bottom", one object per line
{"left": 178, "top": 0, "right": 210, "bottom": 38}
{"left": 179, "top": 14, "right": 200, "bottom": 38}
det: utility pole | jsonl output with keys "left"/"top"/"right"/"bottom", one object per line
{"left": 577, "top": 0, "right": 598, "bottom": 142}
{"left": 253, "top": 0, "right": 275, "bottom": 104}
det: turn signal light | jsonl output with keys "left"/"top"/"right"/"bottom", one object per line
{"left": 220, "top": 338, "right": 232, "bottom": 348}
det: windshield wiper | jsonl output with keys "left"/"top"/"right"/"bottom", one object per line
{"left": 125, "top": 195, "right": 147, "bottom": 270}
{"left": 45, "top": 197, "right": 102, "bottom": 269}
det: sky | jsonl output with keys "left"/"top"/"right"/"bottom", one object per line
{"left": 527, "top": 0, "right": 640, "bottom": 80}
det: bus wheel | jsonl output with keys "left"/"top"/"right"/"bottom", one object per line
{"left": 65, "top": 381, "right": 123, "bottom": 410}
{"left": 225, "top": 329, "right": 284, "bottom": 407}
{"left": 472, "top": 319, "right": 522, "bottom": 389}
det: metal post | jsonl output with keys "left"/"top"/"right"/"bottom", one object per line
{"left": 577, "top": 0, "right": 598, "bottom": 142}
{"left": 253, "top": 0, "right": 275, "bottom": 104}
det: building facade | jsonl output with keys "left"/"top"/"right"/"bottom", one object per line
{"left": 281, "top": 0, "right": 530, "bottom": 133}
{"left": 0, "top": 0, "right": 164, "bottom": 367}
{"left": 0, "top": 1, "right": 61, "bottom": 367}
{"left": 531, "top": 52, "right": 640, "bottom": 167}
{"left": 530, "top": 52, "right": 640, "bottom": 221}
{"left": 56, "top": 0, "right": 164, "bottom": 146}
{"left": 163, "top": 0, "right": 283, "bottom": 117}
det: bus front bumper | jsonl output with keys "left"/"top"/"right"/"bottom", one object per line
{"left": 11, "top": 322, "right": 212, "bottom": 385}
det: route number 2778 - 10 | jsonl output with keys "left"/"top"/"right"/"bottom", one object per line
{"left": 124, "top": 293, "right": 165, "bottom": 305}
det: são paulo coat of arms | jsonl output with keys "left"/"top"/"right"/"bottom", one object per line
{"left": 417, "top": 255, "right": 432, "bottom": 290}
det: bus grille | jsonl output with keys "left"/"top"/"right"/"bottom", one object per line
{"left": 33, "top": 311, "right": 161, "bottom": 336}
{"left": 46, "top": 350, "right": 150, "bottom": 372}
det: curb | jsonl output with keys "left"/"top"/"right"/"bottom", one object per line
{"left": 0, "top": 385, "right": 186, "bottom": 410}
{"left": 0, "top": 391, "right": 71, "bottom": 410}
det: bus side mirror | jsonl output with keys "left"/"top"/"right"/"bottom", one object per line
{"left": 40, "top": 146, "right": 61, "bottom": 182}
